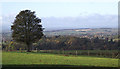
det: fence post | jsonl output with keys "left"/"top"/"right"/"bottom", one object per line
{"left": 100, "top": 52, "right": 102, "bottom": 56}
{"left": 88, "top": 51, "right": 89, "bottom": 56}
{"left": 63, "top": 50, "right": 64, "bottom": 55}
{"left": 6, "top": 47, "right": 8, "bottom": 51}
{"left": 20, "top": 48, "right": 21, "bottom": 52}
{"left": 76, "top": 50, "right": 77, "bottom": 56}
{"left": 112, "top": 53, "right": 114, "bottom": 58}
{"left": 36, "top": 48, "right": 37, "bottom": 52}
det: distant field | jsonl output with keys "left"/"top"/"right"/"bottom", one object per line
{"left": 44, "top": 28, "right": 118, "bottom": 36}
{"left": 2, "top": 51, "right": 118, "bottom": 67}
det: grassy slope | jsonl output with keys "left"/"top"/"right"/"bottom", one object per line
{"left": 2, "top": 52, "right": 118, "bottom": 67}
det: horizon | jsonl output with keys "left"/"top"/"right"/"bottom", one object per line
{"left": 1, "top": 27, "right": 118, "bottom": 32}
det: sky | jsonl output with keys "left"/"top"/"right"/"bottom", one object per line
{"left": 1, "top": 2, "right": 118, "bottom": 17}
{"left": 0, "top": 0, "right": 119, "bottom": 31}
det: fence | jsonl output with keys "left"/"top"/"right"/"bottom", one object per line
{"left": 36, "top": 50, "right": 119, "bottom": 58}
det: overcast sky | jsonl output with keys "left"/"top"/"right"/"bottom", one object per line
{"left": 1, "top": 1, "right": 118, "bottom": 17}
{"left": 0, "top": 0, "right": 119, "bottom": 31}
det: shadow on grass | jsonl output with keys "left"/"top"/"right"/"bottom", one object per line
{"left": 2, "top": 64, "right": 118, "bottom": 69}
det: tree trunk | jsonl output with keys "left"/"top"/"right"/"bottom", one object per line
{"left": 27, "top": 43, "right": 32, "bottom": 52}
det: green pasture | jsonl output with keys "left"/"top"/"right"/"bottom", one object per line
{"left": 2, "top": 51, "right": 118, "bottom": 67}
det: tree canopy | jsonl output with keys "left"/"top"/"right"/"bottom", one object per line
{"left": 11, "top": 10, "right": 44, "bottom": 52}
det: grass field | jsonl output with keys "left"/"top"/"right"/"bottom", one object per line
{"left": 2, "top": 51, "right": 118, "bottom": 67}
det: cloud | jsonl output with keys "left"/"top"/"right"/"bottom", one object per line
{"left": 2, "top": 15, "right": 15, "bottom": 31}
{"left": 42, "top": 14, "right": 118, "bottom": 30}
{"left": 1, "top": 14, "right": 118, "bottom": 31}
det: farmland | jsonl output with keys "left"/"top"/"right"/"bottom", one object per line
{"left": 44, "top": 28, "right": 118, "bottom": 38}
{"left": 1, "top": 28, "right": 118, "bottom": 40}
{"left": 1, "top": 28, "right": 119, "bottom": 68}
{"left": 2, "top": 51, "right": 118, "bottom": 67}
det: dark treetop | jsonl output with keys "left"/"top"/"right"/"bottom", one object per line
{"left": 11, "top": 10, "right": 44, "bottom": 52}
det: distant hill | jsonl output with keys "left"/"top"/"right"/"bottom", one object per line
{"left": 2, "top": 14, "right": 118, "bottom": 31}
{"left": 44, "top": 28, "right": 118, "bottom": 38}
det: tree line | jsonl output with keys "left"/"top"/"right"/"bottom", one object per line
{"left": 35, "top": 36, "right": 119, "bottom": 50}
{"left": 2, "top": 36, "right": 119, "bottom": 51}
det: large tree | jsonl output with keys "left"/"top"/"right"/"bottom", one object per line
{"left": 11, "top": 10, "right": 44, "bottom": 52}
